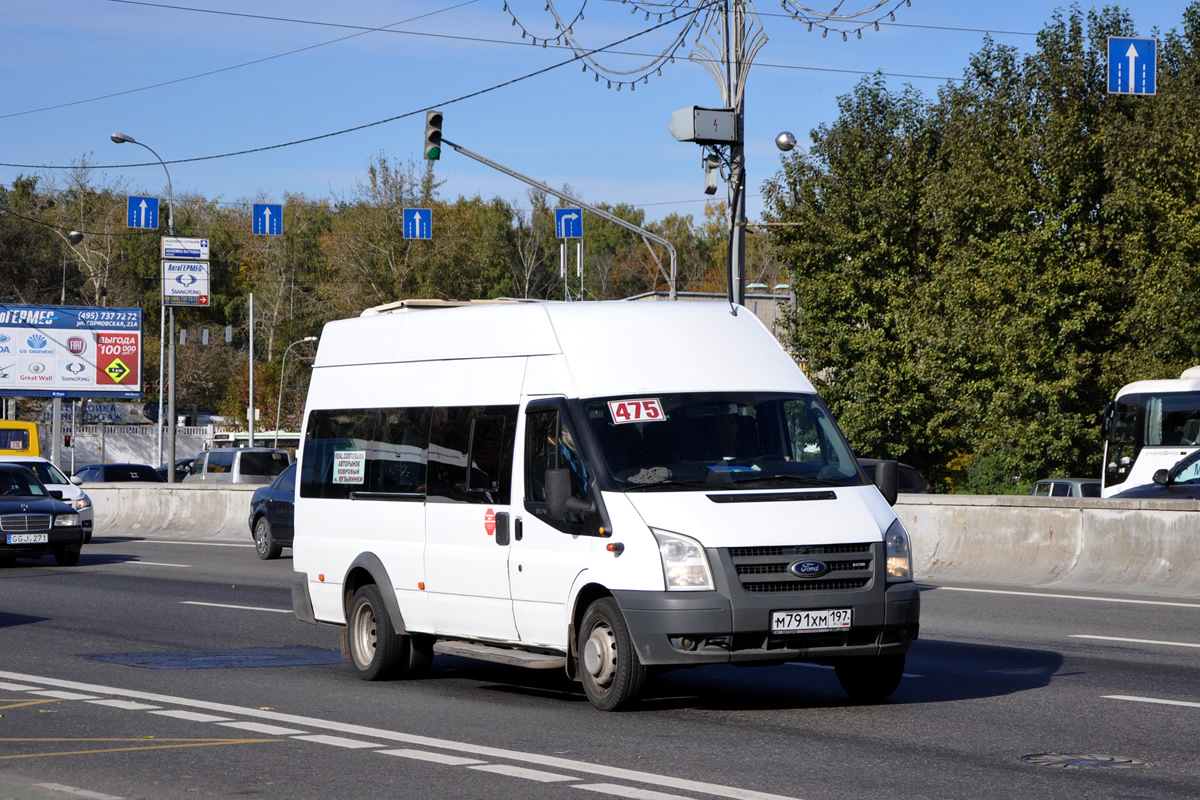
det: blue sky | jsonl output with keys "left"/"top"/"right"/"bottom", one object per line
{"left": 1, "top": 1, "right": 1187, "bottom": 226}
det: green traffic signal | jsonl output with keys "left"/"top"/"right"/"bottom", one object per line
{"left": 425, "top": 110, "right": 443, "bottom": 161}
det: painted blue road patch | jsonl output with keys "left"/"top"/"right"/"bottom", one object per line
{"left": 84, "top": 646, "right": 344, "bottom": 670}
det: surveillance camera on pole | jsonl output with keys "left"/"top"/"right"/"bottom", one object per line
{"left": 424, "top": 110, "right": 443, "bottom": 160}
{"left": 703, "top": 154, "right": 721, "bottom": 195}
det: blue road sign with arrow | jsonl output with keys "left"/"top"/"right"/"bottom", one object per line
{"left": 126, "top": 195, "right": 159, "bottom": 229}
{"left": 1108, "top": 36, "right": 1156, "bottom": 95}
{"left": 404, "top": 208, "right": 432, "bottom": 240}
{"left": 556, "top": 208, "right": 583, "bottom": 239}
{"left": 253, "top": 203, "right": 283, "bottom": 236}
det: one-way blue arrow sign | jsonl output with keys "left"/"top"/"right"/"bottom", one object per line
{"left": 556, "top": 208, "right": 583, "bottom": 239}
{"left": 1108, "top": 36, "right": 1156, "bottom": 95}
{"left": 253, "top": 203, "right": 283, "bottom": 236}
{"left": 404, "top": 208, "right": 432, "bottom": 240}
{"left": 126, "top": 195, "right": 160, "bottom": 229}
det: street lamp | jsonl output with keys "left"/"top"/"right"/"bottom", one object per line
{"left": 51, "top": 230, "right": 85, "bottom": 470}
{"left": 274, "top": 337, "right": 318, "bottom": 448}
{"left": 111, "top": 132, "right": 178, "bottom": 480}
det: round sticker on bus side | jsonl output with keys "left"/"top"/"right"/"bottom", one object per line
{"left": 608, "top": 398, "right": 664, "bottom": 425}
{"left": 484, "top": 508, "right": 496, "bottom": 536}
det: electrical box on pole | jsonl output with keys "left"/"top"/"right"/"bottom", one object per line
{"left": 668, "top": 107, "right": 737, "bottom": 145}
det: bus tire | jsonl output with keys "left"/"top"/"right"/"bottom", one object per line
{"left": 348, "top": 585, "right": 404, "bottom": 681}
{"left": 578, "top": 597, "right": 645, "bottom": 711}
{"left": 834, "top": 654, "right": 905, "bottom": 702}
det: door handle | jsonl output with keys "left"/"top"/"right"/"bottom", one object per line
{"left": 514, "top": 517, "right": 523, "bottom": 542}
{"left": 494, "top": 511, "right": 510, "bottom": 546}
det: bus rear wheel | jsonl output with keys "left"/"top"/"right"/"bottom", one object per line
{"left": 347, "top": 585, "right": 431, "bottom": 681}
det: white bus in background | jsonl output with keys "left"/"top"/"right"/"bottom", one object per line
{"left": 290, "top": 300, "right": 919, "bottom": 711}
{"left": 1102, "top": 366, "right": 1200, "bottom": 497}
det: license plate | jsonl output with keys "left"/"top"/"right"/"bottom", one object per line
{"left": 6, "top": 533, "right": 48, "bottom": 545}
{"left": 772, "top": 608, "right": 852, "bottom": 633}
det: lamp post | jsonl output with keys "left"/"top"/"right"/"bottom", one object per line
{"left": 275, "top": 336, "right": 318, "bottom": 448}
{"left": 52, "top": 230, "right": 85, "bottom": 469}
{"left": 110, "top": 132, "right": 177, "bottom": 481}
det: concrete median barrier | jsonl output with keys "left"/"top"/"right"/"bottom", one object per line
{"left": 86, "top": 483, "right": 256, "bottom": 541}
{"left": 897, "top": 495, "right": 1200, "bottom": 597}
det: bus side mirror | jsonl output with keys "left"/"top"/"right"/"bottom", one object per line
{"left": 873, "top": 460, "right": 899, "bottom": 506}
{"left": 545, "top": 469, "right": 594, "bottom": 520}
{"left": 1153, "top": 468, "right": 1170, "bottom": 486}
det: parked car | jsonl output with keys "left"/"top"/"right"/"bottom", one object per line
{"left": 248, "top": 462, "right": 297, "bottom": 560}
{"left": 0, "top": 463, "right": 84, "bottom": 566}
{"left": 857, "top": 458, "right": 927, "bottom": 493}
{"left": 72, "top": 463, "right": 165, "bottom": 483}
{"left": 0, "top": 456, "right": 94, "bottom": 542}
{"left": 1112, "top": 449, "right": 1200, "bottom": 500}
{"left": 185, "top": 447, "right": 291, "bottom": 485}
{"left": 155, "top": 457, "right": 196, "bottom": 482}
{"left": 1030, "top": 478, "right": 1101, "bottom": 498}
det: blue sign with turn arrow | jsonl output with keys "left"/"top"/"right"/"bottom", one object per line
{"left": 253, "top": 204, "right": 283, "bottom": 236}
{"left": 1108, "top": 36, "right": 1156, "bottom": 95}
{"left": 556, "top": 208, "right": 583, "bottom": 239}
{"left": 126, "top": 195, "right": 159, "bottom": 230}
{"left": 404, "top": 209, "right": 432, "bottom": 240}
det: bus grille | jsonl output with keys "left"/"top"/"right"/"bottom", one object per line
{"left": 726, "top": 543, "right": 874, "bottom": 593}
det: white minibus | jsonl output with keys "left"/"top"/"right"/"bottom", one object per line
{"left": 291, "top": 300, "right": 919, "bottom": 710}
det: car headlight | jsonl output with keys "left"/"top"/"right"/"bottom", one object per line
{"left": 54, "top": 514, "right": 80, "bottom": 528}
{"left": 885, "top": 518, "right": 912, "bottom": 582}
{"left": 75, "top": 495, "right": 91, "bottom": 510}
{"left": 651, "top": 529, "right": 714, "bottom": 591}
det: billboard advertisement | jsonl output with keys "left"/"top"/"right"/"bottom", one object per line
{"left": 0, "top": 305, "right": 143, "bottom": 399}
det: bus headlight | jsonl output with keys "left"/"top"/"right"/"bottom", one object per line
{"left": 651, "top": 529, "right": 714, "bottom": 591}
{"left": 885, "top": 518, "right": 912, "bottom": 582}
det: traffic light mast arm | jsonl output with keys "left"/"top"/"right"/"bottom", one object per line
{"left": 439, "top": 136, "right": 677, "bottom": 300}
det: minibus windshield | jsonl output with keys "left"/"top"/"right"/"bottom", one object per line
{"left": 582, "top": 392, "right": 864, "bottom": 491}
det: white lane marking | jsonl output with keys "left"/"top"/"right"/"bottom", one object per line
{"left": 0, "top": 681, "right": 39, "bottom": 690}
{"left": 935, "top": 586, "right": 1200, "bottom": 609}
{"left": 786, "top": 663, "right": 923, "bottom": 678}
{"left": 180, "top": 601, "right": 291, "bottom": 614}
{"left": 576, "top": 784, "right": 696, "bottom": 799}
{"left": 34, "top": 784, "right": 123, "bottom": 800}
{"left": 378, "top": 749, "right": 486, "bottom": 766}
{"left": 30, "top": 691, "right": 98, "bottom": 700}
{"left": 0, "top": 670, "right": 802, "bottom": 800}
{"left": 1105, "top": 695, "right": 1200, "bottom": 709}
{"left": 87, "top": 699, "right": 161, "bottom": 711}
{"left": 292, "top": 734, "right": 382, "bottom": 749}
{"left": 218, "top": 721, "right": 308, "bottom": 736}
{"left": 149, "top": 710, "right": 232, "bottom": 723}
{"left": 128, "top": 561, "right": 192, "bottom": 568}
{"left": 133, "top": 540, "right": 253, "bottom": 548}
{"left": 470, "top": 764, "right": 578, "bottom": 782}
{"left": 1072, "top": 635, "right": 1200, "bottom": 649}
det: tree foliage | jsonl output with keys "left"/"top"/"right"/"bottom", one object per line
{"left": 764, "top": 4, "right": 1200, "bottom": 492}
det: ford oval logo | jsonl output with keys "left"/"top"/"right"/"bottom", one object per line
{"left": 789, "top": 560, "right": 829, "bottom": 578}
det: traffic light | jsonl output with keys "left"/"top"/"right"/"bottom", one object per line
{"left": 424, "top": 110, "right": 443, "bottom": 160}
{"left": 63, "top": 434, "right": 72, "bottom": 448}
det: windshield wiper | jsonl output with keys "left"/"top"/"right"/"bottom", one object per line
{"left": 726, "top": 473, "right": 847, "bottom": 487}
{"left": 623, "top": 479, "right": 714, "bottom": 492}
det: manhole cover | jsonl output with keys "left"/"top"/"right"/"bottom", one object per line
{"left": 84, "top": 646, "right": 344, "bottom": 670}
{"left": 1019, "top": 753, "right": 1156, "bottom": 769}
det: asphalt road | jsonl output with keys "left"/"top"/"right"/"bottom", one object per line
{"left": 0, "top": 533, "right": 1198, "bottom": 800}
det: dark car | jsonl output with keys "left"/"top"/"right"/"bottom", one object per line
{"left": 857, "top": 458, "right": 927, "bottom": 493}
{"left": 73, "top": 463, "right": 166, "bottom": 483}
{"left": 247, "top": 462, "right": 296, "bottom": 559}
{"left": 155, "top": 457, "right": 196, "bottom": 482}
{"left": 1112, "top": 449, "right": 1200, "bottom": 500}
{"left": 0, "top": 464, "right": 84, "bottom": 566}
